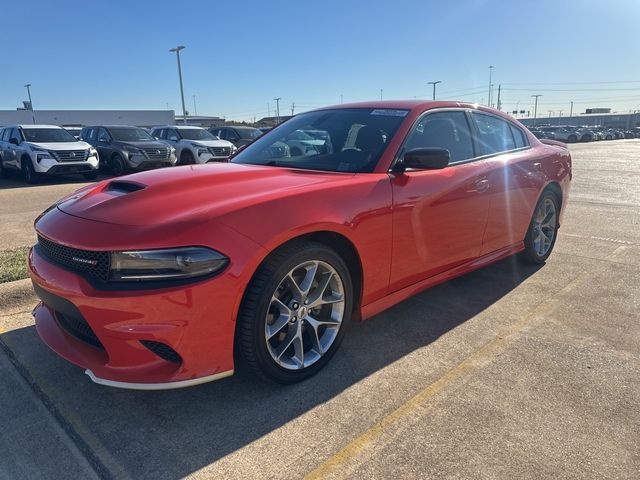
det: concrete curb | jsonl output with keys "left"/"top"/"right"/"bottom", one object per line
{"left": 0, "top": 279, "right": 36, "bottom": 316}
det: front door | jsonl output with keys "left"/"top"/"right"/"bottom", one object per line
{"left": 389, "top": 110, "right": 492, "bottom": 292}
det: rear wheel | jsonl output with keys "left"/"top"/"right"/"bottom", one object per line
{"left": 236, "top": 241, "right": 352, "bottom": 384}
{"left": 522, "top": 190, "right": 559, "bottom": 264}
{"left": 111, "top": 153, "right": 126, "bottom": 176}
{"left": 22, "top": 158, "right": 38, "bottom": 184}
{"left": 568, "top": 134, "right": 578, "bottom": 143}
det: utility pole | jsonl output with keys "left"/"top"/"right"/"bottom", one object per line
{"left": 291, "top": 102, "right": 295, "bottom": 115}
{"left": 488, "top": 65, "right": 494, "bottom": 106}
{"left": 380, "top": 89, "right": 383, "bottom": 100}
{"left": 192, "top": 95, "right": 197, "bottom": 116}
{"left": 24, "top": 84, "right": 36, "bottom": 124}
{"left": 427, "top": 81, "right": 441, "bottom": 100}
{"left": 569, "top": 101, "right": 574, "bottom": 119}
{"left": 558, "top": 110, "right": 563, "bottom": 125}
{"left": 267, "top": 102, "right": 270, "bottom": 117}
{"left": 531, "top": 94, "right": 542, "bottom": 126}
{"left": 169, "top": 45, "right": 187, "bottom": 124}
{"left": 273, "top": 97, "right": 281, "bottom": 124}
{"left": 496, "top": 84, "right": 501, "bottom": 110}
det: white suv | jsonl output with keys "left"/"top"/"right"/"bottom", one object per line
{"left": 151, "top": 125, "right": 236, "bottom": 164}
{"left": 0, "top": 124, "right": 99, "bottom": 183}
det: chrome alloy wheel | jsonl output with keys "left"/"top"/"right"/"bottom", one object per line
{"left": 532, "top": 197, "right": 557, "bottom": 257}
{"left": 265, "top": 260, "right": 345, "bottom": 370}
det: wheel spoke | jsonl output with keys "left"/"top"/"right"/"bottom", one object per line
{"left": 291, "top": 327, "right": 304, "bottom": 367}
{"left": 306, "top": 271, "right": 338, "bottom": 308}
{"left": 299, "top": 262, "right": 319, "bottom": 297}
{"left": 266, "top": 313, "right": 290, "bottom": 340}
{"left": 274, "top": 326, "right": 298, "bottom": 361}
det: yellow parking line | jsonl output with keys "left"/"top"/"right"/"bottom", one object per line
{"left": 305, "top": 261, "right": 604, "bottom": 480}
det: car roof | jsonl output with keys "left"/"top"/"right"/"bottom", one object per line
{"left": 152, "top": 125, "right": 204, "bottom": 130}
{"left": 84, "top": 125, "right": 142, "bottom": 129}
{"left": 12, "top": 124, "right": 63, "bottom": 129}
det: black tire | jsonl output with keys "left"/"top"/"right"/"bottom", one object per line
{"left": 581, "top": 134, "right": 591, "bottom": 142}
{"left": 0, "top": 157, "right": 8, "bottom": 179}
{"left": 180, "top": 150, "right": 196, "bottom": 165}
{"left": 111, "top": 153, "right": 127, "bottom": 176}
{"left": 521, "top": 190, "right": 560, "bottom": 264}
{"left": 83, "top": 171, "right": 98, "bottom": 181}
{"left": 567, "top": 134, "right": 577, "bottom": 143}
{"left": 21, "top": 158, "right": 38, "bottom": 184}
{"left": 236, "top": 241, "right": 353, "bottom": 384}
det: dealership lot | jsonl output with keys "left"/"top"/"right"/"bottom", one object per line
{"left": 0, "top": 141, "right": 639, "bottom": 479}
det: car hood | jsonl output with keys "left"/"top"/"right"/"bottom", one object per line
{"left": 57, "top": 163, "right": 353, "bottom": 226}
{"left": 113, "top": 140, "right": 171, "bottom": 149}
{"left": 185, "top": 139, "right": 234, "bottom": 148}
{"left": 27, "top": 141, "right": 91, "bottom": 150}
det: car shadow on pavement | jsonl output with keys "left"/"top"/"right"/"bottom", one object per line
{"left": 0, "top": 255, "right": 542, "bottom": 479}
{"left": 0, "top": 173, "right": 113, "bottom": 190}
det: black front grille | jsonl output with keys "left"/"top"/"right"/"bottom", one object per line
{"left": 55, "top": 311, "right": 104, "bottom": 349}
{"left": 140, "top": 340, "right": 182, "bottom": 364}
{"left": 141, "top": 146, "right": 170, "bottom": 160}
{"left": 37, "top": 235, "right": 110, "bottom": 282}
{"left": 208, "top": 146, "right": 231, "bottom": 157}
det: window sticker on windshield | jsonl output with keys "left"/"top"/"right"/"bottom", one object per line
{"left": 370, "top": 109, "right": 408, "bottom": 117}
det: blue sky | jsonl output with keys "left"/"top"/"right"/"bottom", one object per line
{"left": 2, "top": 0, "right": 639, "bottom": 121}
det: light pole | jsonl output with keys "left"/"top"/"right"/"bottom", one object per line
{"left": 24, "top": 84, "right": 36, "bottom": 124}
{"left": 569, "top": 101, "right": 574, "bottom": 119}
{"left": 169, "top": 45, "right": 187, "bottom": 124}
{"left": 488, "top": 65, "right": 494, "bottom": 106}
{"left": 380, "top": 89, "right": 383, "bottom": 100}
{"left": 531, "top": 94, "right": 542, "bottom": 126}
{"left": 192, "top": 95, "right": 197, "bottom": 116}
{"left": 558, "top": 110, "right": 563, "bottom": 125}
{"left": 273, "top": 97, "right": 281, "bottom": 124}
{"left": 427, "top": 81, "right": 441, "bottom": 100}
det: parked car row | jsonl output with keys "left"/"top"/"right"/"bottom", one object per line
{"left": 529, "top": 125, "right": 640, "bottom": 142}
{"left": 0, "top": 124, "right": 240, "bottom": 182}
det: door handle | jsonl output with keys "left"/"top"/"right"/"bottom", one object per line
{"left": 474, "top": 178, "right": 490, "bottom": 193}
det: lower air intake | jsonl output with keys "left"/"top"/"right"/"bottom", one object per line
{"left": 140, "top": 340, "right": 182, "bottom": 364}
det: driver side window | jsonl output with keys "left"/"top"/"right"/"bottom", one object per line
{"left": 98, "top": 128, "right": 110, "bottom": 143}
{"left": 403, "top": 111, "right": 475, "bottom": 164}
{"left": 166, "top": 129, "right": 179, "bottom": 141}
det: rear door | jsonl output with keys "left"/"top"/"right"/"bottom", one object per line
{"left": 389, "top": 109, "right": 492, "bottom": 291}
{"left": 471, "top": 112, "right": 543, "bottom": 255}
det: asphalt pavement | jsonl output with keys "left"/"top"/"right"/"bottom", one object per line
{"left": 0, "top": 140, "right": 638, "bottom": 479}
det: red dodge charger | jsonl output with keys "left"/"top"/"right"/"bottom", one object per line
{"left": 28, "top": 101, "right": 571, "bottom": 389}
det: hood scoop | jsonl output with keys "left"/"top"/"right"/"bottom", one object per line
{"left": 104, "top": 180, "right": 146, "bottom": 196}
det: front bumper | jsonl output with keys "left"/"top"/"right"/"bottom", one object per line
{"left": 29, "top": 247, "right": 238, "bottom": 388}
{"left": 35, "top": 155, "right": 99, "bottom": 175}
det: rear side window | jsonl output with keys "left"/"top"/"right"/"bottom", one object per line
{"left": 510, "top": 124, "right": 527, "bottom": 148}
{"left": 403, "top": 111, "right": 475, "bottom": 163}
{"left": 471, "top": 112, "right": 516, "bottom": 155}
{"left": 0, "top": 129, "right": 7, "bottom": 142}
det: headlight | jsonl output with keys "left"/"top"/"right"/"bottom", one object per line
{"left": 109, "top": 247, "right": 228, "bottom": 282}
{"left": 230, "top": 144, "right": 237, "bottom": 152}
{"left": 126, "top": 147, "right": 142, "bottom": 156}
{"left": 170, "top": 146, "right": 176, "bottom": 154}
{"left": 88, "top": 147, "right": 98, "bottom": 157}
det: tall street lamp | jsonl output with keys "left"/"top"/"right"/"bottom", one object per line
{"left": 531, "top": 94, "right": 542, "bottom": 126}
{"left": 273, "top": 97, "right": 281, "bottom": 124}
{"left": 488, "top": 65, "right": 494, "bottom": 106}
{"left": 169, "top": 45, "right": 187, "bottom": 125}
{"left": 24, "top": 84, "right": 36, "bottom": 124}
{"left": 427, "top": 81, "right": 441, "bottom": 100}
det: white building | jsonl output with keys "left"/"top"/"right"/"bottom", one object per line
{"left": 0, "top": 110, "right": 175, "bottom": 127}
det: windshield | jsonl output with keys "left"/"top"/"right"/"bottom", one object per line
{"left": 109, "top": 127, "right": 154, "bottom": 142}
{"left": 179, "top": 128, "right": 217, "bottom": 141}
{"left": 231, "top": 108, "right": 408, "bottom": 173}
{"left": 22, "top": 128, "right": 77, "bottom": 143}
{"left": 237, "top": 128, "right": 262, "bottom": 139}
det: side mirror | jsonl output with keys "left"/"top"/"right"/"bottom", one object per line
{"left": 395, "top": 147, "right": 450, "bottom": 172}
{"left": 9, "top": 138, "right": 19, "bottom": 146}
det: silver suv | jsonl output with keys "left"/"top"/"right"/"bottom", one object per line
{"left": 0, "top": 124, "right": 99, "bottom": 183}
{"left": 151, "top": 126, "right": 236, "bottom": 164}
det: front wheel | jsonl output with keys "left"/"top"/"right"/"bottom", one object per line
{"left": 236, "top": 242, "right": 353, "bottom": 384}
{"left": 521, "top": 190, "right": 560, "bottom": 264}
{"left": 22, "top": 159, "right": 38, "bottom": 184}
{"left": 111, "top": 154, "right": 126, "bottom": 176}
